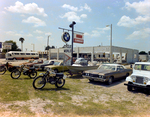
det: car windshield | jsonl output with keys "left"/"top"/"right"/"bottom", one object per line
{"left": 134, "top": 64, "right": 150, "bottom": 71}
{"left": 33, "top": 60, "right": 38, "bottom": 63}
{"left": 43, "top": 60, "right": 49, "bottom": 64}
{"left": 98, "top": 65, "right": 116, "bottom": 71}
{"left": 53, "top": 61, "right": 60, "bottom": 65}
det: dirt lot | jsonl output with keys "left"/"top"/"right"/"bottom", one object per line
{"left": 0, "top": 73, "right": 150, "bottom": 117}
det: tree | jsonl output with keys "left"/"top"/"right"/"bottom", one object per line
{"left": 45, "top": 45, "right": 55, "bottom": 50}
{"left": 2, "top": 40, "right": 21, "bottom": 53}
{"left": 139, "top": 51, "right": 147, "bottom": 55}
{"left": 19, "top": 37, "right": 25, "bottom": 51}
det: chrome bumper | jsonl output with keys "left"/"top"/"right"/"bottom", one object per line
{"left": 82, "top": 75, "right": 107, "bottom": 82}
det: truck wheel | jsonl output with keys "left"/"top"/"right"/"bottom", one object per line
{"left": 127, "top": 82, "right": 132, "bottom": 91}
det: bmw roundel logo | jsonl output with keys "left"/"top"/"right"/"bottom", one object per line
{"left": 61, "top": 32, "right": 70, "bottom": 43}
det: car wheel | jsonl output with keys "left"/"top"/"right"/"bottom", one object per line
{"left": 107, "top": 77, "right": 113, "bottom": 85}
{"left": 54, "top": 69, "right": 58, "bottom": 73}
{"left": 89, "top": 79, "right": 94, "bottom": 82}
{"left": 127, "top": 82, "right": 132, "bottom": 91}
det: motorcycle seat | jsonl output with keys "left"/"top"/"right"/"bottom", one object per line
{"left": 29, "top": 67, "right": 35, "bottom": 70}
{"left": 56, "top": 73, "right": 64, "bottom": 77}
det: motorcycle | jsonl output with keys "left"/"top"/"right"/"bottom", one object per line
{"left": 11, "top": 64, "right": 37, "bottom": 79}
{"left": 0, "top": 62, "right": 17, "bottom": 75}
{"left": 32, "top": 69, "right": 66, "bottom": 89}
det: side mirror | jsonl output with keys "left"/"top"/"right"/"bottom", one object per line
{"left": 130, "top": 64, "right": 132, "bottom": 68}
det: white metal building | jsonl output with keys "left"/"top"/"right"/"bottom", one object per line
{"left": 38, "top": 46, "right": 139, "bottom": 63}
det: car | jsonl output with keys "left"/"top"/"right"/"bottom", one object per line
{"left": 26, "top": 59, "right": 43, "bottom": 67}
{"left": 45, "top": 61, "right": 68, "bottom": 73}
{"left": 82, "top": 64, "right": 132, "bottom": 85}
{"left": 124, "top": 62, "right": 150, "bottom": 93}
{"left": 33, "top": 60, "right": 55, "bottom": 71}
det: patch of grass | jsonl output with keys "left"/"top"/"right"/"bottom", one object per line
{"left": 0, "top": 71, "right": 150, "bottom": 117}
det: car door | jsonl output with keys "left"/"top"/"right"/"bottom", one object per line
{"left": 116, "top": 66, "right": 126, "bottom": 78}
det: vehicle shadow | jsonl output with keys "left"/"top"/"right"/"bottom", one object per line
{"left": 128, "top": 88, "right": 150, "bottom": 96}
{"left": 37, "top": 87, "right": 70, "bottom": 91}
{"left": 88, "top": 77, "right": 126, "bottom": 87}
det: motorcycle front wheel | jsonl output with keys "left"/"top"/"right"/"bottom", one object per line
{"left": 11, "top": 69, "right": 21, "bottom": 79}
{"left": 55, "top": 78, "right": 65, "bottom": 88}
{"left": 32, "top": 76, "right": 46, "bottom": 89}
{"left": 29, "top": 70, "right": 37, "bottom": 79}
{"left": 0, "top": 67, "right": 6, "bottom": 75}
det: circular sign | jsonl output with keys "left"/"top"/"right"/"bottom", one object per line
{"left": 61, "top": 32, "right": 70, "bottom": 43}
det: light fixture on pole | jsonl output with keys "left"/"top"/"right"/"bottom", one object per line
{"left": 69, "top": 21, "right": 76, "bottom": 65}
{"left": 47, "top": 35, "right": 50, "bottom": 60}
{"left": 106, "top": 24, "right": 113, "bottom": 63}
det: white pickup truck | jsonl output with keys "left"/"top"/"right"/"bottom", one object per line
{"left": 124, "top": 62, "right": 150, "bottom": 94}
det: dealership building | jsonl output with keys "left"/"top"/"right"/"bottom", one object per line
{"left": 38, "top": 45, "right": 139, "bottom": 64}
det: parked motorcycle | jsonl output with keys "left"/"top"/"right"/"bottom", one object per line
{"left": 0, "top": 62, "right": 17, "bottom": 75}
{"left": 11, "top": 64, "right": 37, "bottom": 79}
{"left": 32, "top": 69, "right": 66, "bottom": 89}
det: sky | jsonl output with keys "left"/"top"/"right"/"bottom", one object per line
{"left": 0, "top": 0, "right": 150, "bottom": 52}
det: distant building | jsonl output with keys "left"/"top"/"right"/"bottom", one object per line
{"left": 38, "top": 46, "right": 139, "bottom": 64}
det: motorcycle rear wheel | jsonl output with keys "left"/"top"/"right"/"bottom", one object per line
{"left": 0, "top": 67, "right": 6, "bottom": 75}
{"left": 33, "top": 76, "right": 46, "bottom": 89}
{"left": 55, "top": 78, "right": 65, "bottom": 88}
{"left": 11, "top": 69, "right": 21, "bottom": 79}
{"left": 29, "top": 71, "right": 37, "bottom": 79}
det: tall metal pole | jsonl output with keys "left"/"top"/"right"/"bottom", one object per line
{"left": 47, "top": 35, "right": 50, "bottom": 60}
{"left": 110, "top": 24, "right": 113, "bottom": 63}
{"left": 69, "top": 21, "right": 76, "bottom": 65}
{"left": 71, "top": 25, "right": 74, "bottom": 65}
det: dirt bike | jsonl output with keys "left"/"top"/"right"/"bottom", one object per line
{"left": 0, "top": 62, "right": 17, "bottom": 75}
{"left": 11, "top": 64, "right": 37, "bottom": 79}
{"left": 32, "top": 69, "right": 66, "bottom": 89}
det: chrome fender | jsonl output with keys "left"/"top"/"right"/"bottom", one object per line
{"left": 126, "top": 76, "right": 133, "bottom": 82}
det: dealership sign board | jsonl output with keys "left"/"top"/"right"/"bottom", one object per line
{"left": 73, "top": 33, "right": 84, "bottom": 44}
{"left": 3, "top": 43, "right": 12, "bottom": 49}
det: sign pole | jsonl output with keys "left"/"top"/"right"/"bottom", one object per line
{"left": 69, "top": 21, "right": 76, "bottom": 65}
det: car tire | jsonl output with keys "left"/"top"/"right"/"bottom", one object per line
{"left": 127, "top": 82, "right": 132, "bottom": 91}
{"left": 54, "top": 69, "right": 58, "bottom": 73}
{"left": 107, "top": 77, "right": 113, "bottom": 85}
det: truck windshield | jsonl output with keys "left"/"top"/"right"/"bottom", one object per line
{"left": 134, "top": 64, "right": 150, "bottom": 71}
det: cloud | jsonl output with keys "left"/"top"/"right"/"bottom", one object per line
{"left": 126, "top": 28, "right": 150, "bottom": 39}
{"left": 62, "top": 3, "right": 91, "bottom": 12}
{"left": 34, "top": 30, "right": 43, "bottom": 34}
{"left": 4, "top": 1, "right": 47, "bottom": 17}
{"left": 81, "top": 3, "right": 91, "bottom": 12}
{"left": 124, "top": 0, "right": 150, "bottom": 16}
{"left": 60, "top": 12, "right": 86, "bottom": 23}
{"left": 22, "top": 16, "right": 46, "bottom": 27}
{"left": 45, "top": 32, "right": 52, "bottom": 36}
{"left": 5, "top": 31, "right": 22, "bottom": 37}
{"left": 62, "top": 4, "right": 78, "bottom": 11}
{"left": 85, "top": 27, "right": 110, "bottom": 37}
{"left": 117, "top": 15, "right": 150, "bottom": 27}
{"left": 80, "top": 14, "right": 87, "bottom": 18}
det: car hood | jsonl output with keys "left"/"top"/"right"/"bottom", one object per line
{"left": 45, "top": 65, "right": 58, "bottom": 68}
{"left": 34, "top": 63, "right": 44, "bottom": 66}
{"left": 84, "top": 69, "right": 114, "bottom": 75}
{"left": 132, "top": 70, "right": 150, "bottom": 78}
